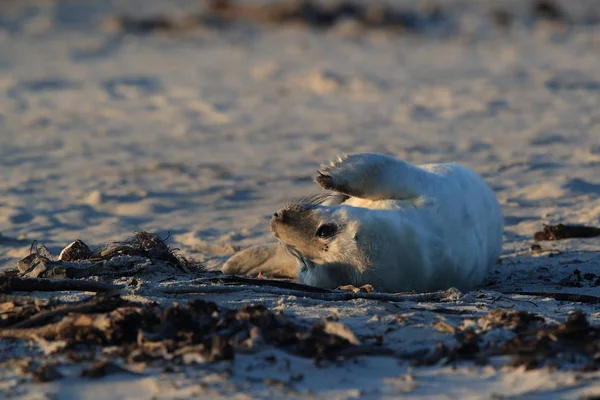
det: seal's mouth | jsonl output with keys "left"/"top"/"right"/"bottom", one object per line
{"left": 282, "top": 243, "right": 315, "bottom": 272}
{"left": 298, "top": 254, "right": 315, "bottom": 273}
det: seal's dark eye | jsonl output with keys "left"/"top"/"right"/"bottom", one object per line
{"left": 315, "top": 224, "right": 338, "bottom": 239}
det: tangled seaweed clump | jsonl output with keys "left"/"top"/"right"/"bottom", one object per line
{"left": 503, "top": 310, "right": 600, "bottom": 370}
{"left": 2, "top": 290, "right": 600, "bottom": 380}
{"left": 0, "top": 292, "right": 361, "bottom": 370}
{"left": 5, "top": 231, "right": 200, "bottom": 282}
{"left": 419, "top": 309, "right": 600, "bottom": 371}
{"left": 89, "top": 231, "right": 191, "bottom": 268}
{"left": 107, "top": 0, "right": 453, "bottom": 35}
{"left": 533, "top": 223, "right": 600, "bottom": 241}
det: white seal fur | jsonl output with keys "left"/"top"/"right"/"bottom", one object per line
{"left": 223, "top": 153, "right": 503, "bottom": 293}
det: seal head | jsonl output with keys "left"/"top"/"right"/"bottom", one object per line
{"left": 270, "top": 198, "right": 369, "bottom": 289}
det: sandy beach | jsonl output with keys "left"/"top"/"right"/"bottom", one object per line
{"left": 1, "top": 0, "right": 600, "bottom": 398}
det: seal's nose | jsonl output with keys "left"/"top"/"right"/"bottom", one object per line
{"left": 273, "top": 209, "right": 288, "bottom": 223}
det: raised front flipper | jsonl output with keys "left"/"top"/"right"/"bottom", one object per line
{"left": 315, "top": 153, "right": 431, "bottom": 201}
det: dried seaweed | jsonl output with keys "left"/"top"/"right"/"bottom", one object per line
{"left": 202, "top": 0, "right": 448, "bottom": 32}
{"left": 194, "top": 274, "right": 334, "bottom": 293}
{"left": 105, "top": 0, "right": 596, "bottom": 39}
{"left": 108, "top": 0, "right": 451, "bottom": 35}
{"left": 8, "top": 291, "right": 126, "bottom": 329}
{"left": 162, "top": 282, "right": 462, "bottom": 303}
{"left": 412, "top": 309, "right": 600, "bottom": 371}
{"left": 17, "top": 360, "right": 63, "bottom": 383}
{"left": 0, "top": 295, "right": 55, "bottom": 328}
{"left": 3, "top": 292, "right": 600, "bottom": 374}
{"left": 510, "top": 291, "right": 600, "bottom": 304}
{"left": 504, "top": 311, "right": 599, "bottom": 370}
{"left": 108, "top": 15, "right": 197, "bottom": 34}
{"left": 80, "top": 360, "right": 140, "bottom": 378}
{"left": 532, "top": 0, "right": 568, "bottom": 22}
{"left": 477, "top": 309, "right": 545, "bottom": 332}
{"left": 88, "top": 231, "right": 190, "bottom": 269}
{"left": 0, "top": 293, "right": 377, "bottom": 367}
{"left": 13, "top": 232, "right": 201, "bottom": 282}
{"left": 0, "top": 276, "right": 119, "bottom": 294}
{"left": 533, "top": 224, "right": 600, "bottom": 241}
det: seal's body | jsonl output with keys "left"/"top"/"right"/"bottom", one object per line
{"left": 224, "top": 153, "right": 503, "bottom": 293}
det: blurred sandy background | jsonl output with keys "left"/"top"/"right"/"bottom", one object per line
{"left": 1, "top": 1, "right": 600, "bottom": 398}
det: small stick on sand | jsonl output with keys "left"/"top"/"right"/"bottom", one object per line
{"left": 506, "top": 291, "right": 600, "bottom": 304}
{"left": 193, "top": 275, "right": 335, "bottom": 293}
{"left": 0, "top": 322, "right": 63, "bottom": 341}
{"left": 7, "top": 292, "right": 125, "bottom": 329}
{"left": 161, "top": 284, "right": 461, "bottom": 303}
{"left": 0, "top": 276, "right": 120, "bottom": 294}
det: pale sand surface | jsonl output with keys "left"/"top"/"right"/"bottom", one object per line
{"left": 1, "top": 0, "right": 600, "bottom": 398}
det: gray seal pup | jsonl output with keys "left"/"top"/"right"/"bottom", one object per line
{"left": 223, "top": 153, "right": 503, "bottom": 293}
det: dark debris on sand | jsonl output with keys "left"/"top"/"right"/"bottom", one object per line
{"left": 107, "top": 0, "right": 453, "bottom": 35}
{"left": 504, "top": 310, "right": 599, "bottom": 370}
{"left": 202, "top": 0, "right": 449, "bottom": 32}
{"left": 415, "top": 309, "right": 600, "bottom": 371}
{"left": 534, "top": 224, "right": 600, "bottom": 241}
{"left": 532, "top": 0, "right": 568, "bottom": 23}
{"left": 104, "top": 0, "right": 599, "bottom": 37}
{"left": 89, "top": 231, "right": 191, "bottom": 268}
{"left": 1, "top": 231, "right": 200, "bottom": 287}
{"left": 2, "top": 290, "right": 600, "bottom": 381}
{"left": 0, "top": 291, "right": 366, "bottom": 381}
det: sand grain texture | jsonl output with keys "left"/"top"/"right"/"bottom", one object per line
{"left": 1, "top": 0, "right": 600, "bottom": 398}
